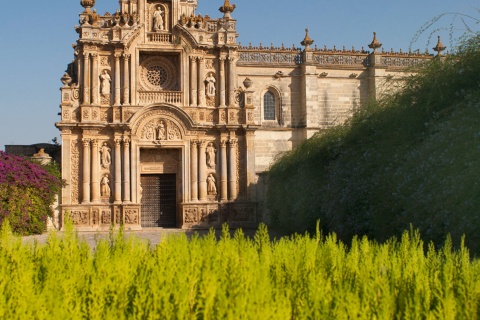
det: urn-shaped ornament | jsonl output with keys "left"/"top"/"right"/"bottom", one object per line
{"left": 81, "top": 0, "right": 96, "bottom": 13}
{"left": 243, "top": 77, "right": 253, "bottom": 89}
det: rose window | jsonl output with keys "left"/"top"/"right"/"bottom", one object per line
{"left": 139, "top": 56, "right": 177, "bottom": 91}
{"left": 147, "top": 65, "right": 168, "bottom": 87}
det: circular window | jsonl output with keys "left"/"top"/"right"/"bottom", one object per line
{"left": 147, "top": 65, "right": 168, "bottom": 87}
{"left": 140, "top": 56, "right": 177, "bottom": 91}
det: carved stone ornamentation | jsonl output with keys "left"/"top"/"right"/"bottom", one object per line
{"left": 184, "top": 208, "right": 198, "bottom": 223}
{"left": 141, "top": 118, "right": 181, "bottom": 141}
{"left": 207, "top": 173, "right": 217, "bottom": 195}
{"left": 101, "top": 210, "right": 111, "bottom": 224}
{"left": 101, "top": 175, "right": 111, "bottom": 197}
{"left": 139, "top": 56, "right": 177, "bottom": 91}
{"left": 69, "top": 210, "right": 89, "bottom": 225}
{"left": 71, "top": 140, "right": 80, "bottom": 204}
{"left": 206, "top": 142, "right": 216, "bottom": 168}
{"left": 125, "top": 209, "right": 139, "bottom": 224}
{"left": 100, "top": 142, "right": 111, "bottom": 169}
{"left": 205, "top": 73, "right": 216, "bottom": 98}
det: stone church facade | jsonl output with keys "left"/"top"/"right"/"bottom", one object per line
{"left": 56, "top": 0, "right": 437, "bottom": 230}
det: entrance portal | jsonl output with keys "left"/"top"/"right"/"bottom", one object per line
{"left": 140, "top": 174, "right": 177, "bottom": 227}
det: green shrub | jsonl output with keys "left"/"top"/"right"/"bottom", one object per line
{"left": 2, "top": 223, "right": 480, "bottom": 319}
{"left": 267, "top": 33, "right": 480, "bottom": 253}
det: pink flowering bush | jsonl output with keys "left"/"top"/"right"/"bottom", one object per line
{"left": 0, "top": 151, "right": 62, "bottom": 235}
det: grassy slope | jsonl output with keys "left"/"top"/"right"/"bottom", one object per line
{"left": 267, "top": 36, "right": 480, "bottom": 253}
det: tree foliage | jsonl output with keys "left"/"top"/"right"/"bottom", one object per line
{"left": 0, "top": 152, "right": 62, "bottom": 235}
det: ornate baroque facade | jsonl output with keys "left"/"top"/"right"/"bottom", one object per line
{"left": 56, "top": 0, "right": 436, "bottom": 230}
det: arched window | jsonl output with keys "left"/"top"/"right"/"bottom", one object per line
{"left": 263, "top": 91, "right": 275, "bottom": 120}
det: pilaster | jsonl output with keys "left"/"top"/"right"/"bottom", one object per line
{"left": 190, "top": 56, "right": 198, "bottom": 106}
{"left": 190, "top": 140, "right": 198, "bottom": 201}
{"left": 81, "top": 138, "right": 91, "bottom": 204}
{"left": 91, "top": 53, "right": 99, "bottom": 105}
{"left": 228, "top": 138, "right": 237, "bottom": 200}
{"left": 198, "top": 140, "right": 207, "bottom": 201}
{"left": 219, "top": 55, "right": 227, "bottom": 108}
{"left": 198, "top": 57, "right": 206, "bottom": 106}
{"left": 220, "top": 139, "right": 228, "bottom": 201}
{"left": 114, "top": 138, "right": 122, "bottom": 204}
{"left": 91, "top": 139, "right": 100, "bottom": 203}
{"left": 114, "top": 52, "right": 122, "bottom": 106}
{"left": 123, "top": 138, "right": 131, "bottom": 203}
{"left": 123, "top": 54, "right": 130, "bottom": 106}
{"left": 82, "top": 52, "right": 91, "bottom": 105}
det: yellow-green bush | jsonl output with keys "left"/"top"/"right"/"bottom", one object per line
{"left": 2, "top": 222, "right": 480, "bottom": 319}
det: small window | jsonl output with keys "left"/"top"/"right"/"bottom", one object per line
{"left": 263, "top": 91, "right": 275, "bottom": 120}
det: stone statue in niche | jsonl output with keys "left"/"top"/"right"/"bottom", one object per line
{"left": 206, "top": 142, "right": 216, "bottom": 168}
{"left": 100, "top": 70, "right": 111, "bottom": 97}
{"left": 156, "top": 121, "right": 166, "bottom": 140}
{"left": 205, "top": 73, "right": 216, "bottom": 97}
{"left": 207, "top": 173, "right": 217, "bottom": 195}
{"left": 101, "top": 175, "right": 111, "bottom": 197}
{"left": 100, "top": 142, "right": 111, "bottom": 169}
{"left": 153, "top": 6, "right": 164, "bottom": 31}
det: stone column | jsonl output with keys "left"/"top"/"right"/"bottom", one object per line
{"left": 123, "top": 138, "right": 131, "bottom": 203}
{"left": 219, "top": 56, "right": 226, "bottom": 107}
{"left": 189, "top": 56, "right": 198, "bottom": 106}
{"left": 91, "top": 53, "right": 99, "bottom": 105}
{"left": 114, "top": 139, "right": 122, "bottom": 204}
{"left": 91, "top": 139, "right": 100, "bottom": 202}
{"left": 220, "top": 139, "right": 228, "bottom": 201}
{"left": 130, "top": 140, "right": 138, "bottom": 203}
{"left": 227, "top": 55, "right": 237, "bottom": 107}
{"left": 114, "top": 53, "right": 122, "bottom": 106}
{"left": 228, "top": 138, "right": 237, "bottom": 200}
{"left": 245, "top": 131, "right": 257, "bottom": 201}
{"left": 198, "top": 57, "right": 206, "bottom": 106}
{"left": 123, "top": 54, "right": 130, "bottom": 106}
{"left": 190, "top": 140, "right": 198, "bottom": 201}
{"left": 81, "top": 138, "right": 91, "bottom": 203}
{"left": 82, "top": 53, "right": 90, "bottom": 105}
{"left": 198, "top": 140, "right": 207, "bottom": 201}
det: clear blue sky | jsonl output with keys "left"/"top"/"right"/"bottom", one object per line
{"left": 0, "top": 0, "right": 478, "bottom": 150}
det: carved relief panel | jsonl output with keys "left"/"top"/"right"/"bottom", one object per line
{"left": 140, "top": 118, "right": 182, "bottom": 141}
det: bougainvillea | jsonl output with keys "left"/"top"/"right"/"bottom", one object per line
{"left": 0, "top": 151, "right": 62, "bottom": 235}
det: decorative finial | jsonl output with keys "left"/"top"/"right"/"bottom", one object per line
{"left": 219, "top": 0, "right": 236, "bottom": 19}
{"left": 433, "top": 36, "right": 446, "bottom": 56}
{"left": 80, "top": 0, "right": 96, "bottom": 13}
{"left": 301, "top": 28, "right": 314, "bottom": 51}
{"left": 61, "top": 73, "right": 72, "bottom": 87}
{"left": 368, "top": 32, "right": 382, "bottom": 52}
